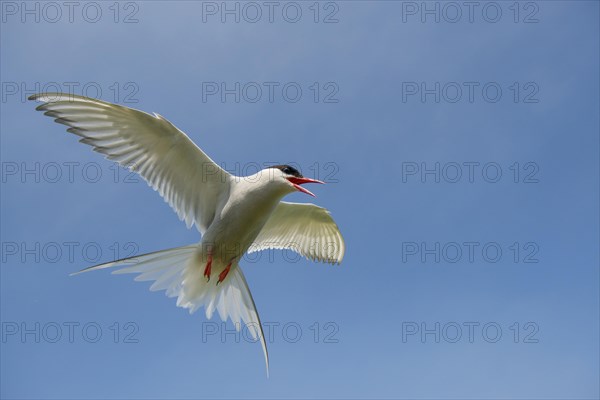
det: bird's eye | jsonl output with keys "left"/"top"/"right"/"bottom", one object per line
{"left": 283, "top": 167, "right": 291, "bottom": 174}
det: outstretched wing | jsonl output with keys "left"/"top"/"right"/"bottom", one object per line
{"left": 248, "top": 201, "right": 345, "bottom": 264}
{"left": 30, "top": 93, "right": 231, "bottom": 233}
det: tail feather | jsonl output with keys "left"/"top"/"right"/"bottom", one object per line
{"left": 72, "top": 244, "right": 269, "bottom": 376}
{"left": 70, "top": 246, "right": 196, "bottom": 275}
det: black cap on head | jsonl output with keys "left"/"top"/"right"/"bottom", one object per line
{"left": 272, "top": 164, "right": 302, "bottom": 178}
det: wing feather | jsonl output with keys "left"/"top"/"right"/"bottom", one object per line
{"left": 30, "top": 93, "right": 231, "bottom": 233}
{"left": 248, "top": 201, "right": 345, "bottom": 265}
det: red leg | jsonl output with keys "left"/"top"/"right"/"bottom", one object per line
{"left": 217, "top": 262, "right": 232, "bottom": 285}
{"left": 204, "top": 253, "right": 212, "bottom": 282}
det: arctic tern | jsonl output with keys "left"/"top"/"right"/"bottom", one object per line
{"left": 29, "top": 93, "right": 345, "bottom": 376}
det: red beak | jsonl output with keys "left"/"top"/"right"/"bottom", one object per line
{"left": 287, "top": 177, "right": 325, "bottom": 197}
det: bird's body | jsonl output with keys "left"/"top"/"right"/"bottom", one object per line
{"left": 203, "top": 171, "right": 287, "bottom": 265}
{"left": 29, "top": 93, "right": 345, "bottom": 376}
{"left": 189, "top": 171, "right": 292, "bottom": 291}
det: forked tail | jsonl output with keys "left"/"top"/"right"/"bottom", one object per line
{"left": 72, "top": 245, "right": 269, "bottom": 376}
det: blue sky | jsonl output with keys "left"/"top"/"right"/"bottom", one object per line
{"left": 1, "top": 1, "right": 598, "bottom": 398}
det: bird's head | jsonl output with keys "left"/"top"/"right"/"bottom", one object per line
{"left": 268, "top": 164, "right": 324, "bottom": 197}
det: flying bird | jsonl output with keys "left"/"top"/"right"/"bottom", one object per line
{"left": 29, "top": 93, "right": 345, "bottom": 376}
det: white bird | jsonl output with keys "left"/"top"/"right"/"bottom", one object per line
{"left": 29, "top": 93, "right": 345, "bottom": 376}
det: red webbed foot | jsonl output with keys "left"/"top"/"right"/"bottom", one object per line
{"left": 217, "top": 262, "right": 232, "bottom": 285}
{"left": 204, "top": 253, "right": 212, "bottom": 282}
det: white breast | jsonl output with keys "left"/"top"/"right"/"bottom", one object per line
{"left": 199, "top": 175, "right": 288, "bottom": 264}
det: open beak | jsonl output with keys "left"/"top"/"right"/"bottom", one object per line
{"left": 287, "top": 177, "right": 325, "bottom": 197}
